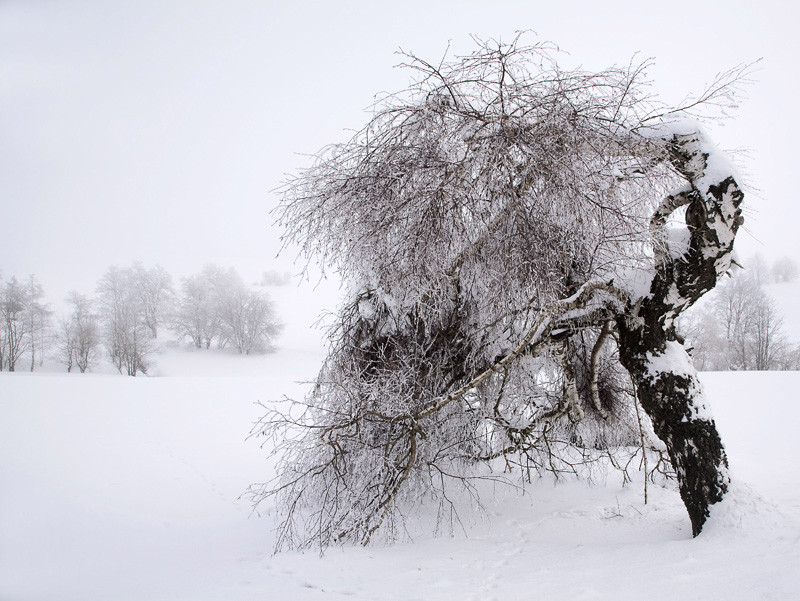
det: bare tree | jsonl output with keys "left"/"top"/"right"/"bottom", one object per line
{"left": 174, "top": 270, "right": 218, "bottom": 349}
{"left": 172, "top": 265, "right": 238, "bottom": 349}
{"left": 749, "top": 292, "right": 788, "bottom": 370}
{"left": 58, "top": 316, "right": 77, "bottom": 373}
{"left": 58, "top": 292, "right": 100, "bottom": 373}
{"left": 217, "top": 286, "right": 282, "bottom": 355}
{"left": 260, "top": 270, "right": 293, "bottom": 287}
{"left": 682, "top": 264, "right": 797, "bottom": 371}
{"left": 716, "top": 274, "right": 757, "bottom": 369}
{"left": 1, "top": 276, "right": 31, "bottom": 372}
{"left": 253, "top": 37, "right": 750, "bottom": 548}
{"left": 96, "top": 265, "right": 155, "bottom": 376}
{"left": 772, "top": 256, "right": 798, "bottom": 283}
{"left": 25, "top": 275, "right": 52, "bottom": 372}
{"left": 679, "top": 305, "right": 728, "bottom": 371}
{"left": 132, "top": 263, "right": 174, "bottom": 339}
{"left": 173, "top": 265, "right": 282, "bottom": 354}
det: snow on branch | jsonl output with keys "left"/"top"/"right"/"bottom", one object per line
{"left": 417, "top": 281, "right": 628, "bottom": 419}
{"left": 261, "top": 34, "right": 749, "bottom": 547}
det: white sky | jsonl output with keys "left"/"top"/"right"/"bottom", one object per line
{"left": 2, "top": 0, "right": 798, "bottom": 305}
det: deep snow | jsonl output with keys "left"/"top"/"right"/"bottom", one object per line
{"left": 2, "top": 342, "right": 799, "bottom": 600}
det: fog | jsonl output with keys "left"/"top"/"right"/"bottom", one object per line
{"left": 2, "top": 0, "right": 798, "bottom": 306}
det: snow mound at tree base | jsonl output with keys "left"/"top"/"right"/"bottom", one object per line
{"left": 704, "top": 480, "right": 791, "bottom": 539}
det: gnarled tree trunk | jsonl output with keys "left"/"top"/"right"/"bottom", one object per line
{"left": 617, "top": 127, "right": 744, "bottom": 535}
{"left": 618, "top": 330, "right": 729, "bottom": 535}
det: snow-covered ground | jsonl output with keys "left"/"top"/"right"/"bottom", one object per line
{"left": 2, "top": 336, "right": 799, "bottom": 600}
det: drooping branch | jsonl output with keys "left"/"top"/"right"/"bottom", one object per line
{"left": 588, "top": 320, "right": 614, "bottom": 420}
{"left": 416, "top": 281, "right": 628, "bottom": 420}
{"left": 263, "top": 37, "right": 752, "bottom": 550}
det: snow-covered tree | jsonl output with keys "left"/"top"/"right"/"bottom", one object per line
{"left": 24, "top": 275, "right": 52, "bottom": 372}
{"left": 172, "top": 264, "right": 281, "bottom": 353}
{"left": 0, "top": 274, "right": 51, "bottom": 372}
{"left": 96, "top": 265, "right": 156, "bottom": 376}
{"left": 1, "top": 276, "right": 31, "bottom": 372}
{"left": 133, "top": 263, "right": 174, "bottom": 339}
{"left": 172, "top": 266, "right": 225, "bottom": 349}
{"left": 683, "top": 265, "right": 797, "bottom": 371}
{"left": 58, "top": 292, "right": 100, "bottom": 373}
{"left": 253, "top": 37, "right": 750, "bottom": 547}
{"left": 772, "top": 256, "right": 798, "bottom": 283}
{"left": 217, "top": 286, "right": 282, "bottom": 355}
{"left": 94, "top": 263, "right": 174, "bottom": 374}
{"left": 260, "top": 270, "right": 293, "bottom": 287}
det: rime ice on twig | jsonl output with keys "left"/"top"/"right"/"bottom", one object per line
{"left": 258, "top": 35, "right": 748, "bottom": 549}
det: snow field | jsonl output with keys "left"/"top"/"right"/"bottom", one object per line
{"left": 1, "top": 355, "right": 798, "bottom": 600}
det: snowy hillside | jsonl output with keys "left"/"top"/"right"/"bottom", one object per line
{"left": 2, "top": 349, "right": 799, "bottom": 599}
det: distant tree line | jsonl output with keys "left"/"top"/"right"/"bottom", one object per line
{"left": 0, "top": 275, "right": 49, "bottom": 372}
{"left": 681, "top": 255, "right": 800, "bottom": 371}
{"left": 0, "top": 263, "right": 283, "bottom": 375}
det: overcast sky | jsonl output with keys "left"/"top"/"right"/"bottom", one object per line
{"left": 2, "top": 0, "right": 798, "bottom": 306}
